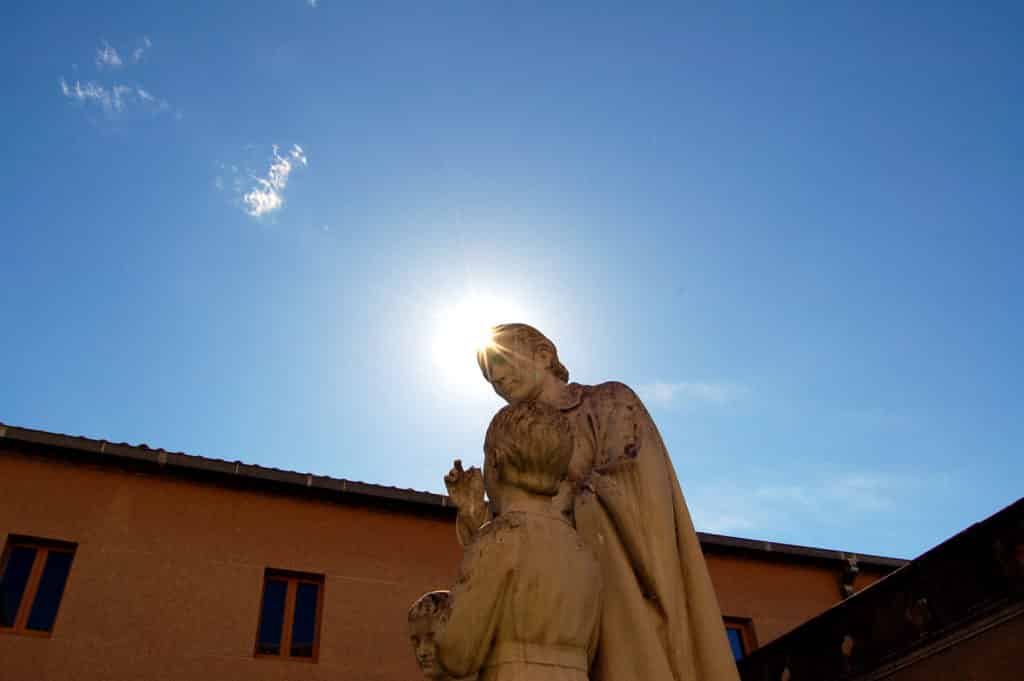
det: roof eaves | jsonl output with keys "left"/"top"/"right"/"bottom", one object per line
{"left": 696, "top": 531, "right": 908, "bottom": 569}
{"left": 0, "top": 422, "right": 903, "bottom": 567}
{"left": 0, "top": 422, "right": 448, "bottom": 511}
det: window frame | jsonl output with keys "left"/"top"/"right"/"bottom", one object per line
{"left": 724, "top": 616, "right": 756, "bottom": 661}
{"left": 253, "top": 568, "right": 325, "bottom": 663}
{"left": 0, "top": 535, "right": 77, "bottom": 638}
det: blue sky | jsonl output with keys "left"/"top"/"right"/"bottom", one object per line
{"left": 3, "top": 1, "right": 1022, "bottom": 559}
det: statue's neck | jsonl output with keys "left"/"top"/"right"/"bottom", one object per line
{"left": 496, "top": 487, "right": 559, "bottom": 518}
{"left": 535, "top": 376, "right": 571, "bottom": 408}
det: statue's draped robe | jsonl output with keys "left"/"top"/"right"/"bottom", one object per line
{"left": 438, "top": 511, "right": 603, "bottom": 681}
{"left": 554, "top": 381, "right": 739, "bottom": 681}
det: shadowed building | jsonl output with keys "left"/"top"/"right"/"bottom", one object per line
{"left": 738, "top": 497, "right": 1023, "bottom": 681}
{"left": 0, "top": 422, "right": 905, "bottom": 681}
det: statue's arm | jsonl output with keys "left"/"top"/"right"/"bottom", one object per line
{"left": 437, "top": 525, "right": 515, "bottom": 677}
{"left": 445, "top": 459, "right": 492, "bottom": 546}
{"left": 587, "top": 382, "right": 676, "bottom": 597}
{"left": 455, "top": 503, "right": 492, "bottom": 547}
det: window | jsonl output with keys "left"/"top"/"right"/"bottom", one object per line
{"left": 255, "top": 569, "right": 324, "bottom": 662}
{"left": 0, "top": 536, "right": 76, "bottom": 637}
{"left": 724, "top": 617, "right": 755, "bottom": 661}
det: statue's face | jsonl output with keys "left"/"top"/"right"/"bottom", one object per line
{"left": 480, "top": 339, "right": 545, "bottom": 405}
{"left": 408, "top": 617, "right": 444, "bottom": 680}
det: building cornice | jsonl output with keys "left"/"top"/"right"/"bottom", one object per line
{"left": 0, "top": 421, "right": 907, "bottom": 570}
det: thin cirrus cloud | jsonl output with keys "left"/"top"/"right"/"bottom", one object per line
{"left": 59, "top": 78, "right": 168, "bottom": 116}
{"left": 95, "top": 41, "right": 123, "bottom": 69}
{"left": 60, "top": 38, "right": 169, "bottom": 118}
{"left": 689, "top": 470, "right": 952, "bottom": 549}
{"left": 239, "top": 145, "right": 309, "bottom": 217}
{"left": 131, "top": 36, "right": 152, "bottom": 63}
{"left": 638, "top": 381, "right": 749, "bottom": 407}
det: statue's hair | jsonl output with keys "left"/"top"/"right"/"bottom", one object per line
{"left": 477, "top": 323, "right": 570, "bottom": 384}
{"left": 484, "top": 401, "right": 573, "bottom": 496}
{"left": 408, "top": 590, "right": 450, "bottom": 623}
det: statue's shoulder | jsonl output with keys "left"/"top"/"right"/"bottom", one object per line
{"left": 463, "top": 513, "right": 525, "bottom": 573}
{"left": 475, "top": 512, "right": 526, "bottom": 543}
{"left": 589, "top": 380, "right": 638, "bottom": 395}
{"left": 582, "top": 380, "right": 643, "bottom": 406}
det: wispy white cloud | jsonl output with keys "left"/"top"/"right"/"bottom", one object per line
{"left": 824, "top": 473, "right": 909, "bottom": 512}
{"left": 60, "top": 78, "right": 103, "bottom": 103}
{"left": 754, "top": 484, "right": 816, "bottom": 507}
{"left": 638, "top": 381, "right": 748, "bottom": 407}
{"left": 755, "top": 473, "right": 905, "bottom": 515}
{"left": 131, "top": 36, "right": 152, "bottom": 63}
{"left": 61, "top": 37, "right": 170, "bottom": 119}
{"left": 241, "top": 145, "right": 309, "bottom": 217}
{"left": 59, "top": 78, "right": 168, "bottom": 116}
{"left": 695, "top": 512, "right": 755, "bottom": 534}
{"left": 307, "top": 0, "right": 319, "bottom": 7}
{"left": 688, "top": 470, "right": 951, "bottom": 547}
{"left": 95, "top": 41, "right": 123, "bottom": 69}
{"left": 135, "top": 88, "right": 168, "bottom": 110}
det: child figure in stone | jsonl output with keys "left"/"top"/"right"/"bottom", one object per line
{"left": 436, "top": 401, "right": 603, "bottom": 681}
{"left": 408, "top": 591, "right": 476, "bottom": 681}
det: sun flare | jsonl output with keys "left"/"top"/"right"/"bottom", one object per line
{"left": 431, "top": 294, "right": 524, "bottom": 389}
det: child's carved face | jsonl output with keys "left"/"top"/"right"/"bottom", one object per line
{"left": 409, "top": 616, "right": 444, "bottom": 680}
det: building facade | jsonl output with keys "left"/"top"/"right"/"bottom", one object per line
{"left": 0, "top": 423, "right": 902, "bottom": 681}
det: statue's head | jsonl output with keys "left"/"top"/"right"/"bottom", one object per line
{"left": 483, "top": 400, "right": 573, "bottom": 509}
{"left": 407, "top": 590, "right": 450, "bottom": 680}
{"left": 476, "top": 323, "right": 569, "bottom": 405}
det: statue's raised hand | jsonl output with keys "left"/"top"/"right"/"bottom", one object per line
{"left": 444, "top": 459, "right": 484, "bottom": 510}
{"left": 445, "top": 459, "right": 489, "bottom": 546}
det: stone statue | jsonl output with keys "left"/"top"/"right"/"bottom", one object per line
{"left": 445, "top": 323, "right": 739, "bottom": 681}
{"left": 436, "top": 401, "right": 602, "bottom": 681}
{"left": 408, "top": 591, "right": 475, "bottom": 681}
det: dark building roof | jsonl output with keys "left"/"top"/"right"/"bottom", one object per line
{"left": 0, "top": 421, "right": 907, "bottom": 571}
{"left": 738, "top": 496, "right": 1024, "bottom": 681}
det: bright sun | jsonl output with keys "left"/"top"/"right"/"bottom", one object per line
{"left": 432, "top": 294, "right": 524, "bottom": 389}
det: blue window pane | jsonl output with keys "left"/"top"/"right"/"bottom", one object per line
{"left": 257, "top": 579, "right": 287, "bottom": 655}
{"left": 27, "top": 551, "right": 74, "bottom": 632}
{"left": 727, "top": 627, "right": 745, "bottom": 661}
{"left": 1, "top": 546, "right": 37, "bottom": 627}
{"left": 290, "top": 582, "right": 320, "bottom": 657}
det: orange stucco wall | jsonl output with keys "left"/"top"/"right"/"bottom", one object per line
{"left": 707, "top": 553, "right": 886, "bottom": 647}
{"left": 0, "top": 448, "right": 886, "bottom": 680}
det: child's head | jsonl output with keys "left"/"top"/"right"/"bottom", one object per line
{"left": 483, "top": 401, "right": 574, "bottom": 500}
{"left": 407, "top": 590, "right": 450, "bottom": 680}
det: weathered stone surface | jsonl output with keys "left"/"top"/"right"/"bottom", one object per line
{"left": 444, "top": 323, "right": 739, "bottom": 681}
{"left": 408, "top": 591, "right": 476, "bottom": 681}
{"left": 440, "top": 510, "right": 602, "bottom": 681}
{"left": 439, "top": 400, "right": 603, "bottom": 681}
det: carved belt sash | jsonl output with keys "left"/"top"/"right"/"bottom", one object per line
{"left": 484, "top": 642, "right": 588, "bottom": 671}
